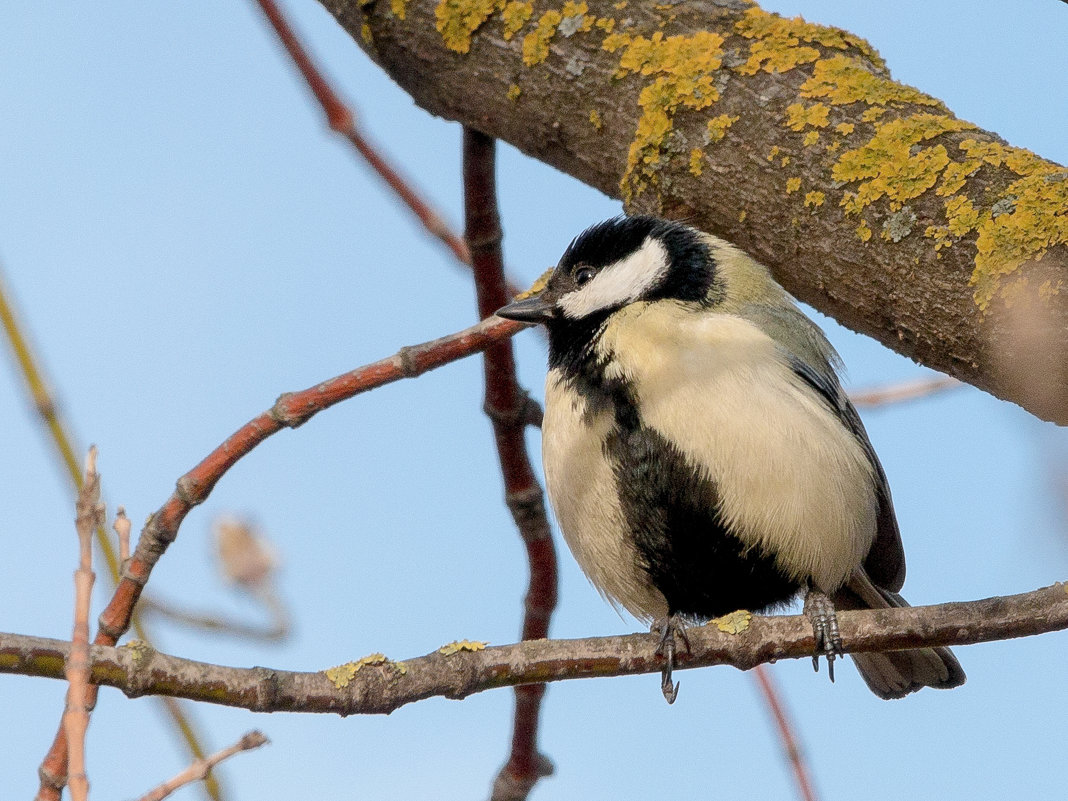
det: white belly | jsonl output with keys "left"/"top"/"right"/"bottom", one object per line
{"left": 542, "top": 370, "right": 668, "bottom": 620}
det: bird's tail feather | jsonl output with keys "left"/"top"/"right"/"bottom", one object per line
{"left": 833, "top": 570, "right": 965, "bottom": 700}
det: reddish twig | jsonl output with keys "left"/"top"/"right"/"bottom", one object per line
{"left": 253, "top": 0, "right": 471, "bottom": 265}
{"left": 849, "top": 375, "right": 961, "bottom": 408}
{"left": 752, "top": 665, "right": 819, "bottom": 801}
{"left": 62, "top": 447, "right": 104, "bottom": 801}
{"left": 135, "top": 731, "right": 269, "bottom": 801}
{"left": 34, "top": 315, "right": 519, "bottom": 797}
{"left": 463, "top": 129, "right": 557, "bottom": 800}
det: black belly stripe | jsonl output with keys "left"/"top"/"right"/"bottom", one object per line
{"left": 606, "top": 420, "right": 801, "bottom": 619}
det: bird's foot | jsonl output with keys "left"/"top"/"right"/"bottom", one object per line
{"left": 651, "top": 615, "right": 690, "bottom": 704}
{"left": 803, "top": 588, "right": 843, "bottom": 682}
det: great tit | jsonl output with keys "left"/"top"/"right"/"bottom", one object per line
{"left": 496, "top": 215, "right": 965, "bottom": 701}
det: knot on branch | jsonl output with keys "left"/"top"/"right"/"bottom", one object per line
{"left": 506, "top": 487, "right": 552, "bottom": 541}
{"left": 271, "top": 392, "right": 314, "bottom": 429}
{"left": 483, "top": 390, "right": 543, "bottom": 429}
{"left": 490, "top": 753, "right": 555, "bottom": 801}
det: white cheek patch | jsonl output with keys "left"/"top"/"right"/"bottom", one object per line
{"left": 558, "top": 236, "right": 669, "bottom": 319}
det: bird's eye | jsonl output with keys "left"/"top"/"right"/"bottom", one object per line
{"left": 575, "top": 266, "right": 596, "bottom": 286}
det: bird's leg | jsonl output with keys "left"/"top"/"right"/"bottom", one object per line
{"left": 651, "top": 615, "right": 690, "bottom": 704}
{"left": 803, "top": 587, "right": 843, "bottom": 682}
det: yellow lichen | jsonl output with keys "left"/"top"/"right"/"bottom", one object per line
{"left": 767, "top": 145, "right": 781, "bottom": 162}
{"left": 925, "top": 224, "right": 952, "bottom": 252}
{"left": 123, "top": 640, "right": 151, "bottom": 662}
{"left": 734, "top": 7, "right": 883, "bottom": 76}
{"left": 825, "top": 140, "right": 842, "bottom": 154}
{"left": 705, "top": 113, "right": 738, "bottom": 143}
{"left": 856, "top": 219, "right": 873, "bottom": 241}
{"left": 390, "top": 0, "right": 408, "bottom": 20}
{"left": 501, "top": 1, "right": 532, "bottom": 39}
{"left": 602, "top": 30, "right": 726, "bottom": 201}
{"left": 507, "top": 84, "right": 522, "bottom": 101}
{"left": 945, "top": 194, "right": 980, "bottom": 237}
{"left": 589, "top": 109, "right": 603, "bottom": 130}
{"left": 785, "top": 176, "right": 801, "bottom": 194}
{"left": 835, "top": 122, "right": 855, "bottom": 136}
{"left": 739, "top": 209, "right": 748, "bottom": 222}
{"left": 936, "top": 158, "right": 981, "bottom": 196}
{"left": 804, "top": 190, "right": 826, "bottom": 207}
{"left": 832, "top": 113, "right": 974, "bottom": 210}
{"left": 780, "top": 155, "right": 791, "bottom": 166}
{"left": 713, "top": 610, "right": 752, "bottom": 635}
{"left": 801, "top": 55, "right": 942, "bottom": 109}
{"left": 970, "top": 168, "right": 1068, "bottom": 309}
{"left": 689, "top": 148, "right": 704, "bottom": 176}
{"left": 595, "top": 17, "right": 616, "bottom": 32}
{"left": 439, "top": 640, "right": 488, "bottom": 655}
{"left": 361, "top": 21, "right": 373, "bottom": 44}
{"left": 803, "top": 130, "right": 819, "bottom": 146}
{"left": 862, "top": 106, "right": 888, "bottom": 122}
{"left": 325, "top": 653, "right": 388, "bottom": 689}
{"left": 436, "top": 0, "right": 500, "bottom": 54}
{"left": 785, "top": 102, "right": 830, "bottom": 131}
{"left": 613, "top": 0, "right": 626, "bottom": 7}
{"left": 522, "top": 9, "right": 563, "bottom": 65}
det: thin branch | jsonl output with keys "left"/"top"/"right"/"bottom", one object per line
{"left": 849, "top": 376, "right": 962, "bottom": 408}
{"left": 139, "top": 592, "right": 289, "bottom": 642}
{"left": 135, "top": 731, "right": 269, "bottom": 801}
{"left": 72, "top": 312, "right": 522, "bottom": 699}
{"left": 3, "top": 583, "right": 1066, "bottom": 714}
{"left": 62, "top": 447, "right": 104, "bottom": 801}
{"left": 752, "top": 665, "right": 818, "bottom": 801}
{"left": 463, "top": 129, "right": 557, "bottom": 801}
{"left": 0, "top": 266, "right": 223, "bottom": 801}
{"left": 252, "top": 0, "right": 471, "bottom": 265}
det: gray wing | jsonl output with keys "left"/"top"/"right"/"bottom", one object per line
{"left": 738, "top": 301, "right": 905, "bottom": 591}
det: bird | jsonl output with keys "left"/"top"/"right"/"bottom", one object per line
{"left": 495, "top": 215, "right": 965, "bottom": 702}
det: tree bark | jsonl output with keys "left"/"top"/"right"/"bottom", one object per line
{"left": 319, "top": 0, "right": 1067, "bottom": 423}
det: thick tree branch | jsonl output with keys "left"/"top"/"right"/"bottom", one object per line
{"left": 3, "top": 584, "right": 1065, "bottom": 714}
{"left": 321, "top": 0, "right": 1067, "bottom": 423}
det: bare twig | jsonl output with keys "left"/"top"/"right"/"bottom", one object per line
{"left": 3, "top": 583, "right": 1066, "bottom": 714}
{"left": 62, "top": 447, "right": 104, "bottom": 801}
{"left": 0, "top": 267, "right": 222, "bottom": 801}
{"left": 139, "top": 593, "right": 289, "bottom": 642}
{"left": 753, "top": 665, "right": 818, "bottom": 801}
{"left": 56, "top": 312, "right": 521, "bottom": 718}
{"left": 849, "top": 376, "right": 962, "bottom": 408}
{"left": 252, "top": 0, "right": 471, "bottom": 265}
{"left": 463, "top": 129, "right": 557, "bottom": 801}
{"left": 135, "top": 731, "right": 269, "bottom": 801}
{"left": 115, "top": 507, "right": 131, "bottom": 564}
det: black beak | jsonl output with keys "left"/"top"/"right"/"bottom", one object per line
{"left": 495, "top": 294, "right": 557, "bottom": 324}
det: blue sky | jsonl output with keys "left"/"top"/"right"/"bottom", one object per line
{"left": 0, "top": 1, "right": 1065, "bottom": 799}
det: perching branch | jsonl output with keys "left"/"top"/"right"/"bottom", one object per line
{"left": 463, "top": 129, "right": 558, "bottom": 801}
{"left": 323, "top": 0, "right": 1068, "bottom": 424}
{"left": 3, "top": 583, "right": 1066, "bottom": 714}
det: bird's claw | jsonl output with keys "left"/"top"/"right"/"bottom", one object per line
{"left": 652, "top": 616, "right": 690, "bottom": 704}
{"left": 803, "top": 588, "right": 843, "bottom": 682}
